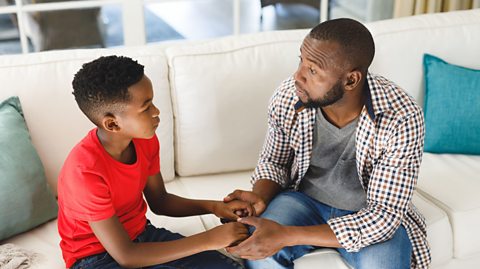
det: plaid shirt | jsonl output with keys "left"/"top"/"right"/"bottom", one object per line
{"left": 252, "top": 73, "right": 431, "bottom": 268}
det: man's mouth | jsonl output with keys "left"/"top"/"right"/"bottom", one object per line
{"left": 295, "top": 83, "right": 306, "bottom": 96}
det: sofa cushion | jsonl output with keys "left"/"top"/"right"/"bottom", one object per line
{"left": 368, "top": 9, "right": 480, "bottom": 106}
{"left": 1, "top": 180, "right": 205, "bottom": 269}
{"left": 166, "top": 30, "right": 308, "bottom": 176}
{"left": 146, "top": 180, "right": 207, "bottom": 237}
{"left": 178, "top": 171, "right": 253, "bottom": 230}
{"left": 0, "top": 96, "right": 58, "bottom": 241}
{"left": 417, "top": 153, "right": 480, "bottom": 258}
{"left": 1, "top": 219, "right": 64, "bottom": 268}
{"left": 423, "top": 54, "right": 480, "bottom": 155}
{"left": 412, "top": 191, "right": 453, "bottom": 267}
{"left": 0, "top": 45, "right": 175, "bottom": 193}
{"left": 178, "top": 171, "right": 452, "bottom": 267}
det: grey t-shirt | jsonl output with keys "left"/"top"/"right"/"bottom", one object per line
{"left": 299, "top": 108, "right": 366, "bottom": 211}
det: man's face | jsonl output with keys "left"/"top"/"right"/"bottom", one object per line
{"left": 294, "top": 37, "right": 347, "bottom": 108}
{"left": 116, "top": 75, "right": 160, "bottom": 139}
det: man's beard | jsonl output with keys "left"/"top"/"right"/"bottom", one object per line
{"left": 305, "top": 80, "right": 345, "bottom": 108}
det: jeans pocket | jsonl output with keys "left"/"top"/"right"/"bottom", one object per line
{"left": 76, "top": 252, "right": 110, "bottom": 269}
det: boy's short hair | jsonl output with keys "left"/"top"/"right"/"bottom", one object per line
{"left": 72, "top": 55, "right": 144, "bottom": 125}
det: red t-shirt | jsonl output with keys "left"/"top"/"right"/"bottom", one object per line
{"left": 57, "top": 128, "right": 160, "bottom": 268}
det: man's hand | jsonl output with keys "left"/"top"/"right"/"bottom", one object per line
{"left": 211, "top": 200, "right": 254, "bottom": 221}
{"left": 224, "top": 190, "right": 267, "bottom": 217}
{"left": 226, "top": 217, "right": 288, "bottom": 260}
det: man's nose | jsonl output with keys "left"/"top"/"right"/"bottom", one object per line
{"left": 294, "top": 66, "right": 306, "bottom": 84}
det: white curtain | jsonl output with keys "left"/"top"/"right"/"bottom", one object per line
{"left": 394, "top": 0, "right": 480, "bottom": 17}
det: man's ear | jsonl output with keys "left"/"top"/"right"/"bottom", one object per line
{"left": 101, "top": 113, "right": 120, "bottom": 132}
{"left": 344, "top": 70, "right": 363, "bottom": 91}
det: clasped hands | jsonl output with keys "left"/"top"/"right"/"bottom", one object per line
{"left": 213, "top": 190, "right": 288, "bottom": 260}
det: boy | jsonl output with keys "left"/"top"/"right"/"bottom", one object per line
{"left": 57, "top": 56, "right": 250, "bottom": 269}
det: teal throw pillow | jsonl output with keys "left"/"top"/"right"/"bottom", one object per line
{"left": 0, "top": 96, "right": 58, "bottom": 240}
{"left": 423, "top": 54, "right": 480, "bottom": 155}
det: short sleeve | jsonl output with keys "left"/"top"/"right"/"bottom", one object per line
{"left": 60, "top": 166, "right": 115, "bottom": 222}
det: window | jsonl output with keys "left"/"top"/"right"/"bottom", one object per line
{"left": 1, "top": 0, "right": 398, "bottom": 55}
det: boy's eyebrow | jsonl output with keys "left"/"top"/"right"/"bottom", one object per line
{"left": 141, "top": 98, "right": 152, "bottom": 108}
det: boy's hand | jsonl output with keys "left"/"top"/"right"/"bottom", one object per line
{"left": 212, "top": 200, "right": 254, "bottom": 221}
{"left": 206, "top": 222, "right": 249, "bottom": 250}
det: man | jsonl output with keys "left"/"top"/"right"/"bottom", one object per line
{"left": 224, "top": 18, "right": 430, "bottom": 269}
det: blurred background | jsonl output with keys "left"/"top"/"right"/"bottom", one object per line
{"left": 0, "top": 0, "right": 478, "bottom": 55}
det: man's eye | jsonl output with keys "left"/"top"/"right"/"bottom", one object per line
{"left": 309, "top": 67, "right": 316, "bottom": 74}
{"left": 298, "top": 55, "right": 303, "bottom": 62}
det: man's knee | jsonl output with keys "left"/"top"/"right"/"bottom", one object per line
{"left": 259, "top": 191, "right": 318, "bottom": 227}
{"left": 340, "top": 226, "right": 412, "bottom": 269}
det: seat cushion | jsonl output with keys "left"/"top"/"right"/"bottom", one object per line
{"left": 412, "top": 191, "right": 453, "bottom": 267}
{"left": 2, "top": 219, "right": 64, "bottom": 269}
{"left": 1, "top": 180, "right": 205, "bottom": 269}
{"left": 178, "top": 171, "right": 253, "bottom": 230}
{"left": 294, "top": 248, "right": 352, "bottom": 269}
{"left": 147, "top": 180, "right": 207, "bottom": 237}
{"left": 178, "top": 171, "right": 452, "bottom": 267}
{"left": 417, "top": 153, "right": 480, "bottom": 258}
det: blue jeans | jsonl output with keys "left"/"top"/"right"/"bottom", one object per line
{"left": 245, "top": 191, "right": 412, "bottom": 269}
{"left": 71, "top": 221, "right": 242, "bottom": 269}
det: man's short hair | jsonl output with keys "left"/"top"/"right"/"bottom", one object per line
{"left": 309, "top": 18, "right": 375, "bottom": 74}
{"left": 72, "top": 56, "right": 144, "bottom": 125}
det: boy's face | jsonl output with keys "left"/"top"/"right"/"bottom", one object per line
{"left": 115, "top": 75, "right": 160, "bottom": 139}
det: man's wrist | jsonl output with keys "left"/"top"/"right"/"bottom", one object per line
{"left": 253, "top": 179, "right": 283, "bottom": 205}
{"left": 283, "top": 226, "right": 302, "bottom": 247}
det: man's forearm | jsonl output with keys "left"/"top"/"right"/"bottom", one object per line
{"left": 252, "top": 179, "right": 283, "bottom": 205}
{"left": 285, "top": 224, "right": 342, "bottom": 248}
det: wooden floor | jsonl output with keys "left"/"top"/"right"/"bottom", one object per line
{"left": 146, "top": 0, "right": 321, "bottom": 39}
{"left": 0, "top": 1, "right": 323, "bottom": 54}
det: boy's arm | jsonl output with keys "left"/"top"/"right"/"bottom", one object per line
{"left": 89, "top": 215, "right": 248, "bottom": 268}
{"left": 143, "top": 173, "right": 251, "bottom": 219}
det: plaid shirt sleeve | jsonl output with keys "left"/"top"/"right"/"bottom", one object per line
{"left": 328, "top": 107, "right": 425, "bottom": 252}
{"left": 251, "top": 82, "right": 295, "bottom": 188}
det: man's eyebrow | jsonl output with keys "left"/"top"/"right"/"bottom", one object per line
{"left": 300, "top": 43, "right": 327, "bottom": 69}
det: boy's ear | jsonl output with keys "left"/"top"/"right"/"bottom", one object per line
{"left": 101, "top": 114, "right": 120, "bottom": 132}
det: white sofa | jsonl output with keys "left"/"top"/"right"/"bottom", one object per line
{"left": 1, "top": 9, "right": 479, "bottom": 269}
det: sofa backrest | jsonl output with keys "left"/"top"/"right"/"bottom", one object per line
{"left": 166, "top": 30, "right": 308, "bottom": 176}
{"left": 368, "top": 9, "right": 480, "bottom": 105}
{"left": 1, "top": 9, "right": 479, "bottom": 186}
{"left": 166, "top": 9, "right": 480, "bottom": 178}
{"left": 0, "top": 45, "right": 176, "bottom": 194}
